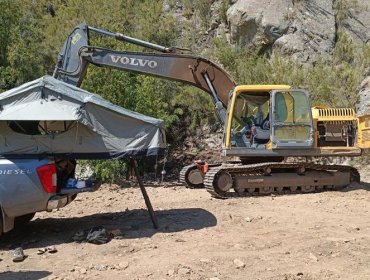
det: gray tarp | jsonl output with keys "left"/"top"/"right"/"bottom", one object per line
{"left": 0, "top": 76, "right": 166, "bottom": 159}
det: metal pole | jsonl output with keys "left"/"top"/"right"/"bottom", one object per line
{"left": 130, "top": 158, "right": 159, "bottom": 229}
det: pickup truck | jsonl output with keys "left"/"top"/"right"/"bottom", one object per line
{"left": 0, "top": 158, "right": 99, "bottom": 235}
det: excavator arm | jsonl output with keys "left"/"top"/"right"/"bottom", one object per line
{"left": 53, "top": 23, "right": 236, "bottom": 123}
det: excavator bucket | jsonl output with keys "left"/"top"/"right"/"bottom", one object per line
{"left": 54, "top": 23, "right": 90, "bottom": 86}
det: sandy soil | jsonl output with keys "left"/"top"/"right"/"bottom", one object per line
{"left": 1, "top": 168, "right": 370, "bottom": 280}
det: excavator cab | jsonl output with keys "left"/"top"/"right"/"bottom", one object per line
{"left": 225, "top": 86, "right": 314, "bottom": 155}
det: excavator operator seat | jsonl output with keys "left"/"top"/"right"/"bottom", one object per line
{"left": 253, "top": 104, "right": 270, "bottom": 143}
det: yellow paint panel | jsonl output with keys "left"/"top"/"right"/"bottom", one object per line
{"left": 275, "top": 126, "right": 311, "bottom": 141}
{"left": 234, "top": 85, "right": 291, "bottom": 93}
{"left": 358, "top": 115, "right": 370, "bottom": 148}
{"left": 312, "top": 106, "right": 356, "bottom": 121}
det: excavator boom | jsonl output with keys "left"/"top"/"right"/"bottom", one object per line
{"left": 54, "top": 23, "right": 236, "bottom": 111}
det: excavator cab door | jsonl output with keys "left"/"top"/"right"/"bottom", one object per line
{"left": 270, "top": 89, "right": 314, "bottom": 149}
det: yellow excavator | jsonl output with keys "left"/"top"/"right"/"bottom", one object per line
{"left": 54, "top": 23, "right": 368, "bottom": 198}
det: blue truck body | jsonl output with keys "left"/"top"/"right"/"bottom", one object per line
{"left": 0, "top": 158, "right": 97, "bottom": 234}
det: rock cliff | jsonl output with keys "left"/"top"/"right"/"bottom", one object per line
{"left": 224, "top": 0, "right": 370, "bottom": 63}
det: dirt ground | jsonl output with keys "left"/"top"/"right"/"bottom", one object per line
{"left": 1, "top": 167, "right": 370, "bottom": 280}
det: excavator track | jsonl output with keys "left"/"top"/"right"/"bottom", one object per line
{"left": 204, "top": 162, "right": 360, "bottom": 199}
{"left": 180, "top": 163, "right": 222, "bottom": 188}
{"left": 179, "top": 164, "right": 204, "bottom": 189}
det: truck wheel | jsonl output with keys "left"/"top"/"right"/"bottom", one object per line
{"left": 14, "top": 212, "right": 36, "bottom": 228}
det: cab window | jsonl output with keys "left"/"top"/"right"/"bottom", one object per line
{"left": 274, "top": 91, "right": 310, "bottom": 123}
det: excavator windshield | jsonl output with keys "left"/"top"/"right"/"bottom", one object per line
{"left": 229, "top": 91, "right": 270, "bottom": 148}
{"left": 231, "top": 93, "right": 269, "bottom": 128}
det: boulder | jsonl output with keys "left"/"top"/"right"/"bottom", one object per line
{"left": 227, "top": 0, "right": 291, "bottom": 50}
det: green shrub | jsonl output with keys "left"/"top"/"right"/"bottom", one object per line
{"left": 81, "top": 160, "right": 127, "bottom": 184}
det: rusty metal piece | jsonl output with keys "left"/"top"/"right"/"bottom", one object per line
{"left": 194, "top": 160, "right": 209, "bottom": 173}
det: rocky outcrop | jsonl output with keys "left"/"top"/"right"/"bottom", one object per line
{"left": 339, "top": 1, "right": 370, "bottom": 44}
{"left": 274, "top": 0, "right": 336, "bottom": 62}
{"left": 224, "top": 0, "right": 370, "bottom": 63}
{"left": 356, "top": 75, "right": 370, "bottom": 116}
{"left": 227, "top": 0, "right": 292, "bottom": 52}
{"left": 227, "top": 0, "right": 335, "bottom": 62}
{"left": 164, "top": 1, "right": 370, "bottom": 63}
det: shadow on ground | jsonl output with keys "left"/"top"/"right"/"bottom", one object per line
{"left": 0, "top": 271, "right": 51, "bottom": 280}
{"left": 340, "top": 181, "right": 370, "bottom": 192}
{"left": 0, "top": 208, "right": 217, "bottom": 249}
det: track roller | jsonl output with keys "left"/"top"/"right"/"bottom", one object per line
{"left": 214, "top": 171, "right": 233, "bottom": 193}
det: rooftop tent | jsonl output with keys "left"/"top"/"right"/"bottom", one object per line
{"left": 0, "top": 76, "right": 166, "bottom": 159}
